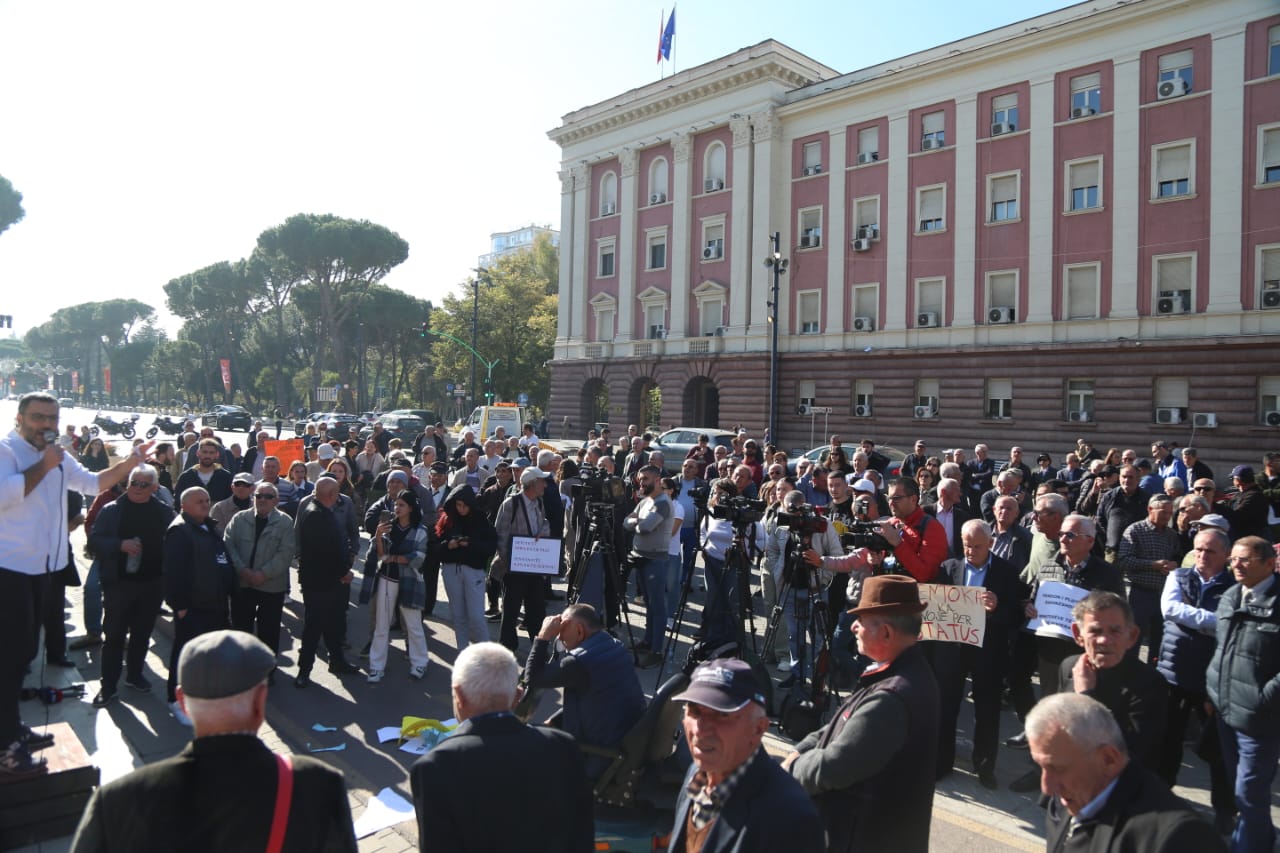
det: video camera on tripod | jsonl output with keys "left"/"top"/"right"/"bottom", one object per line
{"left": 569, "top": 465, "right": 627, "bottom": 505}
{"left": 710, "top": 495, "right": 766, "bottom": 526}
{"left": 840, "top": 496, "right": 893, "bottom": 551}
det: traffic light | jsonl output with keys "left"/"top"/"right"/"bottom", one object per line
{"left": 419, "top": 322, "right": 429, "bottom": 338}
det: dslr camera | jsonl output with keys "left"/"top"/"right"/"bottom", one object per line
{"left": 777, "top": 503, "right": 829, "bottom": 535}
{"left": 711, "top": 496, "right": 766, "bottom": 526}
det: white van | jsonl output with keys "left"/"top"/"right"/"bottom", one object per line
{"left": 461, "top": 404, "right": 527, "bottom": 441}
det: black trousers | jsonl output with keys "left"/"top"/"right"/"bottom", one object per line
{"left": 499, "top": 572, "right": 546, "bottom": 652}
{"left": 298, "top": 583, "right": 349, "bottom": 674}
{"left": 0, "top": 569, "right": 47, "bottom": 745}
{"left": 231, "top": 588, "right": 286, "bottom": 656}
{"left": 935, "top": 646, "right": 1005, "bottom": 777}
{"left": 1159, "top": 683, "right": 1233, "bottom": 815}
{"left": 422, "top": 560, "right": 440, "bottom": 615}
{"left": 167, "top": 609, "right": 228, "bottom": 702}
{"left": 1005, "top": 630, "right": 1039, "bottom": 720}
{"left": 1036, "top": 635, "right": 1077, "bottom": 698}
{"left": 101, "top": 578, "right": 164, "bottom": 691}
{"left": 42, "top": 577, "right": 69, "bottom": 663}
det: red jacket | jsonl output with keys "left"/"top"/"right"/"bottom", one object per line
{"left": 888, "top": 506, "right": 949, "bottom": 583}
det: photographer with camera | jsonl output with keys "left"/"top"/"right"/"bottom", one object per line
{"left": 698, "top": 480, "right": 768, "bottom": 650}
{"left": 622, "top": 466, "right": 672, "bottom": 668}
{"left": 767, "top": 490, "right": 842, "bottom": 689}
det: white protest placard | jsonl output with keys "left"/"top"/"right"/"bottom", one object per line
{"left": 509, "top": 536, "right": 560, "bottom": 575}
{"left": 917, "top": 584, "right": 988, "bottom": 647}
{"left": 1026, "top": 580, "right": 1090, "bottom": 640}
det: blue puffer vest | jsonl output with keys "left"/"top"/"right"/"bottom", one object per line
{"left": 1156, "top": 568, "right": 1235, "bottom": 693}
{"left": 563, "top": 630, "right": 645, "bottom": 749}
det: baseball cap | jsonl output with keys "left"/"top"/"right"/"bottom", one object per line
{"left": 513, "top": 458, "right": 532, "bottom": 469}
{"left": 672, "top": 659, "right": 766, "bottom": 712}
{"left": 232, "top": 472, "right": 255, "bottom": 485}
{"left": 317, "top": 444, "right": 336, "bottom": 460}
{"left": 520, "top": 468, "right": 552, "bottom": 487}
{"left": 1195, "top": 513, "right": 1230, "bottom": 532}
{"left": 387, "top": 470, "right": 409, "bottom": 486}
{"left": 429, "top": 461, "right": 449, "bottom": 474}
{"left": 178, "top": 629, "right": 275, "bottom": 700}
{"left": 1231, "top": 465, "right": 1255, "bottom": 481}
{"left": 851, "top": 478, "right": 876, "bottom": 494}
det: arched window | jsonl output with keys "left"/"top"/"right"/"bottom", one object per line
{"left": 704, "top": 143, "right": 726, "bottom": 192}
{"left": 600, "top": 172, "right": 617, "bottom": 216}
{"left": 648, "top": 158, "right": 669, "bottom": 204}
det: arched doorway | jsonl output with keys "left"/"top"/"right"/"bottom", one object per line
{"left": 683, "top": 376, "right": 720, "bottom": 428}
{"left": 628, "top": 377, "right": 662, "bottom": 433}
{"left": 581, "top": 378, "right": 609, "bottom": 431}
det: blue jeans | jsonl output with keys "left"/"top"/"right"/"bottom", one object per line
{"left": 782, "top": 586, "right": 817, "bottom": 678}
{"left": 639, "top": 556, "right": 667, "bottom": 651}
{"left": 679, "top": 526, "right": 699, "bottom": 582}
{"left": 665, "top": 554, "right": 682, "bottom": 619}
{"left": 83, "top": 558, "right": 103, "bottom": 636}
{"left": 701, "top": 555, "right": 737, "bottom": 648}
{"left": 1217, "top": 718, "right": 1280, "bottom": 853}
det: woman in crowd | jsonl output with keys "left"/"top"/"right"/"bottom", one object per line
{"left": 368, "top": 489, "right": 431, "bottom": 682}
{"left": 280, "top": 461, "right": 312, "bottom": 516}
{"left": 79, "top": 437, "right": 111, "bottom": 472}
{"left": 916, "top": 466, "right": 940, "bottom": 509}
{"left": 699, "top": 480, "right": 768, "bottom": 647}
{"left": 429, "top": 486, "right": 497, "bottom": 653}
{"left": 1103, "top": 447, "right": 1123, "bottom": 467}
{"left": 741, "top": 441, "right": 765, "bottom": 485}
{"left": 826, "top": 446, "right": 854, "bottom": 477}
{"left": 661, "top": 477, "right": 685, "bottom": 622}
{"left": 325, "top": 458, "right": 355, "bottom": 500}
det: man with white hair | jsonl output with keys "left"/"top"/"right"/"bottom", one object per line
{"left": 410, "top": 643, "right": 592, "bottom": 852}
{"left": 925, "top": 476, "right": 971, "bottom": 560}
{"left": 71, "top": 631, "right": 358, "bottom": 852}
{"left": 1027, "top": 693, "right": 1222, "bottom": 852}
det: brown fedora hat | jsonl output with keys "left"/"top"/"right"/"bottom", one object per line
{"left": 848, "top": 575, "right": 927, "bottom": 617}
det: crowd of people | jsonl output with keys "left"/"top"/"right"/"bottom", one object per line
{"left": 4, "top": 392, "right": 1280, "bottom": 852}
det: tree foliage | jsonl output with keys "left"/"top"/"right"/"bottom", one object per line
{"left": 0, "top": 174, "right": 24, "bottom": 236}
{"left": 24, "top": 299, "right": 155, "bottom": 402}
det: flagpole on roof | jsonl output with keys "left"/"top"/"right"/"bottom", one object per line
{"left": 657, "top": 8, "right": 664, "bottom": 80}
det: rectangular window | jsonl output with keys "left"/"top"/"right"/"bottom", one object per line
{"left": 1154, "top": 254, "right": 1194, "bottom": 314}
{"left": 986, "top": 271, "right": 1017, "bottom": 319}
{"left": 1260, "top": 375, "right": 1280, "bottom": 425}
{"left": 1070, "top": 72, "right": 1102, "bottom": 116}
{"left": 647, "top": 234, "right": 667, "bottom": 270}
{"left": 797, "top": 290, "right": 821, "bottom": 335}
{"left": 802, "top": 141, "right": 822, "bottom": 173}
{"left": 853, "top": 379, "right": 874, "bottom": 417}
{"left": 915, "top": 278, "right": 944, "bottom": 326}
{"left": 798, "top": 208, "right": 823, "bottom": 249}
{"left": 1066, "top": 379, "right": 1095, "bottom": 421}
{"left": 917, "top": 185, "right": 945, "bottom": 232}
{"left": 915, "top": 379, "right": 940, "bottom": 415}
{"left": 597, "top": 241, "right": 616, "bottom": 278}
{"left": 1154, "top": 378, "right": 1189, "bottom": 423}
{"left": 797, "top": 381, "right": 817, "bottom": 412}
{"left": 986, "top": 379, "right": 1013, "bottom": 420}
{"left": 1262, "top": 247, "right": 1280, "bottom": 309}
{"left": 921, "top": 111, "right": 945, "bottom": 149}
{"left": 989, "top": 172, "right": 1019, "bottom": 222}
{"left": 596, "top": 308, "right": 614, "bottom": 342}
{"left": 1157, "top": 49, "right": 1194, "bottom": 91}
{"left": 857, "top": 127, "right": 879, "bottom": 161}
{"left": 992, "top": 93, "right": 1019, "bottom": 131}
{"left": 1261, "top": 126, "right": 1280, "bottom": 184}
{"left": 1065, "top": 264, "right": 1099, "bottom": 320}
{"left": 1153, "top": 141, "right": 1193, "bottom": 198}
{"left": 854, "top": 196, "right": 880, "bottom": 240}
{"left": 1271, "top": 25, "right": 1280, "bottom": 76}
{"left": 645, "top": 303, "right": 665, "bottom": 338}
{"left": 700, "top": 298, "right": 724, "bottom": 336}
{"left": 852, "top": 284, "right": 879, "bottom": 326}
{"left": 1067, "top": 158, "right": 1102, "bottom": 211}
{"left": 702, "top": 221, "right": 725, "bottom": 261}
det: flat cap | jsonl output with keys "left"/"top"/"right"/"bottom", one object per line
{"left": 178, "top": 629, "right": 275, "bottom": 699}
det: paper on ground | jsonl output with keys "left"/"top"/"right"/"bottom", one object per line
{"left": 376, "top": 726, "right": 401, "bottom": 743}
{"left": 353, "top": 787, "right": 415, "bottom": 839}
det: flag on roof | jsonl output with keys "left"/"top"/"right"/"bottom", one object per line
{"left": 657, "top": 6, "right": 676, "bottom": 63}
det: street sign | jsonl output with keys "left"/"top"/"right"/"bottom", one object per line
{"left": 446, "top": 383, "right": 455, "bottom": 392}
{"left": 807, "top": 406, "right": 833, "bottom": 415}
{"left": 452, "top": 390, "right": 467, "bottom": 398}
{"left": 517, "top": 393, "right": 529, "bottom": 405}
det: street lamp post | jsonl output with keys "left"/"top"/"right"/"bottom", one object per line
{"left": 763, "top": 232, "right": 789, "bottom": 448}
{"left": 470, "top": 269, "right": 495, "bottom": 411}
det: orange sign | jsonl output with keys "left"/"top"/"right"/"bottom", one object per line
{"left": 261, "top": 438, "right": 306, "bottom": 471}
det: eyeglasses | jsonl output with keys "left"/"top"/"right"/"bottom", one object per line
{"left": 254, "top": 494, "right": 277, "bottom": 501}
{"left": 1192, "top": 486, "right": 1213, "bottom": 492}
{"left": 233, "top": 482, "right": 253, "bottom": 488}
{"left": 886, "top": 494, "right": 912, "bottom": 503}
{"left": 127, "top": 481, "right": 152, "bottom": 488}
{"left": 1060, "top": 530, "right": 1091, "bottom": 541}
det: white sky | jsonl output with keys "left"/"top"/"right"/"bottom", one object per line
{"left": 0, "top": 0, "right": 1072, "bottom": 338}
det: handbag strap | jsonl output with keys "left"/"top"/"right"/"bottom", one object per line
{"left": 266, "top": 753, "right": 293, "bottom": 853}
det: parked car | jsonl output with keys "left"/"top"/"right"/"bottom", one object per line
{"left": 359, "top": 413, "right": 426, "bottom": 445}
{"left": 649, "top": 428, "right": 738, "bottom": 474}
{"left": 291, "top": 412, "right": 362, "bottom": 440}
{"left": 200, "top": 404, "right": 252, "bottom": 431}
{"left": 386, "top": 409, "right": 436, "bottom": 426}
{"left": 57, "top": 397, "right": 76, "bottom": 408}
{"left": 787, "top": 443, "right": 909, "bottom": 478}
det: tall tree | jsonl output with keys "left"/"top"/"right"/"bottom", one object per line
{"left": 255, "top": 214, "right": 409, "bottom": 410}
{"left": 0, "top": 174, "right": 23, "bottom": 236}
{"left": 24, "top": 299, "right": 154, "bottom": 403}
{"left": 164, "top": 260, "right": 259, "bottom": 405}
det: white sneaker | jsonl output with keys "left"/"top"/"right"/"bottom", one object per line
{"left": 777, "top": 660, "right": 793, "bottom": 672}
{"left": 366, "top": 670, "right": 385, "bottom": 684}
{"left": 169, "top": 701, "right": 192, "bottom": 727}
{"left": 409, "top": 665, "right": 427, "bottom": 680}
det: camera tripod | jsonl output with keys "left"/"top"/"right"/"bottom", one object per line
{"left": 565, "top": 500, "right": 638, "bottom": 658}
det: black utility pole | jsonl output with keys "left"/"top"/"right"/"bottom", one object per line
{"left": 764, "top": 232, "right": 788, "bottom": 447}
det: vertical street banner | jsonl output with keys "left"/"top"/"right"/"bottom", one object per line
{"left": 220, "top": 359, "right": 232, "bottom": 394}
{"left": 71, "top": 370, "right": 79, "bottom": 392}
{"left": 103, "top": 367, "right": 112, "bottom": 395}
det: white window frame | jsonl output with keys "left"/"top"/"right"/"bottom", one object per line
{"left": 853, "top": 379, "right": 874, "bottom": 417}
{"left": 692, "top": 280, "right": 727, "bottom": 336}
{"left": 853, "top": 196, "right": 881, "bottom": 241}
{"left": 797, "top": 381, "right": 817, "bottom": 412}
{"left": 987, "top": 171, "right": 1021, "bottom": 223}
{"left": 852, "top": 283, "right": 879, "bottom": 328}
{"left": 1259, "top": 123, "right": 1280, "bottom": 186}
{"left": 1063, "top": 263, "right": 1100, "bottom": 320}
{"left": 704, "top": 142, "right": 727, "bottom": 189}
{"left": 648, "top": 157, "right": 669, "bottom": 205}
{"left": 797, "top": 289, "right": 822, "bottom": 335}
{"left": 1157, "top": 49, "right": 1194, "bottom": 91}
{"left": 915, "top": 379, "right": 940, "bottom": 415}
{"left": 915, "top": 277, "right": 945, "bottom": 327}
{"left": 596, "top": 238, "right": 616, "bottom": 278}
{"left": 637, "top": 286, "right": 669, "bottom": 339}
{"left": 985, "top": 379, "right": 1013, "bottom": 420}
{"left": 798, "top": 207, "right": 823, "bottom": 250}
{"left": 916, "top": 184, "right": 946, "bottom": 234}
{"left": 921, "top": 110, "right": 945, "bottom": 149}
{"left": 1259, "top": 375, "right": 1280, "bottom": 425}
{"left": 1151, "top": 139, "right": 1195, "bottom": 199}
{"left": 1066, "top": 379, "right": 1095, "bottom": 421}
{"left": 645, "top": 227, "right": 668, "bottom": 271}
{"left": 1069, "top": 72, "right": 1102, "bottom": 115}
{"left": 1259, "top": 244, "right": 1280, "bottom": 309}
{"left": 599, "top": 171, "right": 617, "bottom": 216}
{"left": 1153, "top": 252, "right": 1196, "bottom": 314}
{"left": 992, "top": 93, "right": 1019, "bottom": 131}
{"left": 1065, "top": 156, "right": 1103, "bottom": 213}
{"left": 857, "top": 126, "right": 879, "bottom": 162}
{"left": 802, "top": 141, "right": 822, "bottom": 173}
{"left": 985, "top": 270, "right": 1019, "bottom": 318}
{"left": 1270, "top": 25, "right": 1280, "bottom": 77}
{"left": 589, "top": 293, "right": 617, "bottom": 343}
{"left": 700, "top": 215, "right": 726, "bottom": 262}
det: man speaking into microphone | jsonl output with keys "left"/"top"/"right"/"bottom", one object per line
{"left": 0, "top": 393, "right": 154, "bottom": 779}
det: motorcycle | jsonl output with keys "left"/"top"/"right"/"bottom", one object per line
{"left": 145, "top": 415, "right": 186, "bottom": 439}
{"left": 90, "top": 412, "right": 139, "bottom": 440}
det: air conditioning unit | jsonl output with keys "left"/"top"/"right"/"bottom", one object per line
{"left": 601, "top": 202, "right": 615, "bottom": 215}
{"left": 921, "top": 137, "right": 942, "bottom": 151}
{"left": 855, "top": 403, "right": 873, "bottom": 417}
{"left": 1262, "top": 280, "right": 1280, "bottom": 309}
{"left": 796, "top": 404, "right": 811, "bottom": 416}
{"left": 649, "top": 192, "right": 666, "bottom": 205}
{"left": 702, "top": 239, "right": 723, "bottom": 260}
{"left": 1265, "top": 411, "right": 1280, "bottom": 427}
{"left": 988, "top": 306, "right": 1015, "bottom": 324}
{"left": 1156, "top": 290, "right": 1191, "bottom": 315}
{"left": 1192, "top": 412, "right": 1218, "bottom": 428}
{"left": 803, "top": 165, "right": 823, "bottom": 176}
{"left": 857, "top": 151, "right": 879, "bottom": 165}
{"left": 856, "top": 224, "right": 879, "bottom": 241}
{"left": 800, "top": 230, "right": 821, "bottom": 248}
{"left": 1071, "top": 106, "right": 1096, "bottom": 119}
{"left": 1157, "top": 78, "right": 1190, "bottom": 100}
{"left": 913, "top": 405, "right": 936, "bottom": 419}
{"left": 917, "top": 311, "right": 940, "bottom": 328}
{"left": 713, "top": 326, "right": 729, "bottom": 337}
{"left": 704, "top": 178, "right": 724, "bottom": 192}
{"left": 1068, "top": 410, "right": 1091, "bottom": 422}
{"left": 1155, "top": 407, "right": 1184, "bottom": 425}
{"left": 852, "top": 237, "right": 872, "bottom": 252}
{"left": 991, "top": 121, "right": 1015, "bottom": 136}
{"left": 649, "top": 324, "right": 666, "bottom": 340}
{"left": 852, "top": 316, "right": 874, "bottom": 332}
